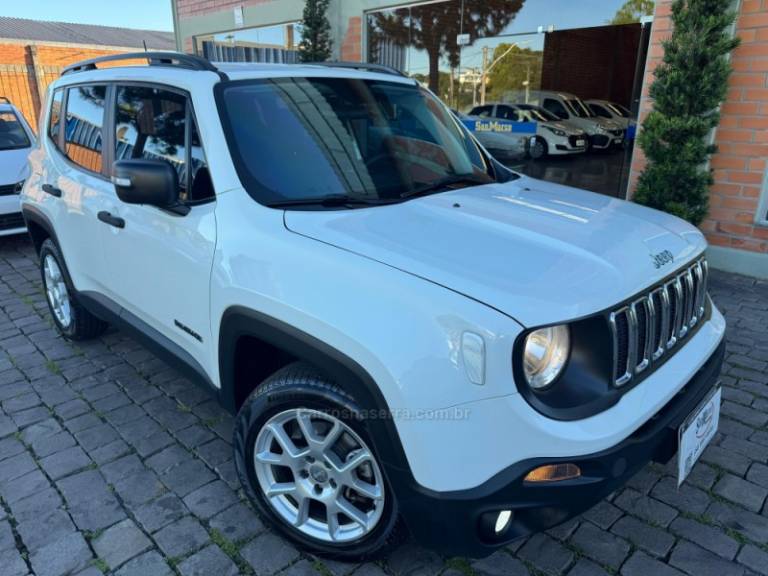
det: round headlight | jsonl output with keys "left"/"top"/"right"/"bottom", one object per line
{"left": 523, "top": 325, "right": 570, "bottom": 390}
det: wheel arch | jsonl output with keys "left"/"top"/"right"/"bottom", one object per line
{"left": 218, "top": 306, "right": 412, "bottom": 474}
{"left": 21, "top": 204, "right": 57, "bottom": 254}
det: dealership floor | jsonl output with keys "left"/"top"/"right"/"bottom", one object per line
{"left": 0, "top": 234, "right": 767, "bottom": 576}
{"left": 504, "top": 146, "right": 634, "bottom": 199}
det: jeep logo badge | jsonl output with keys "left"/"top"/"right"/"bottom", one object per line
{"left": 652, "top": 250, "right": 674, "bottom": 269}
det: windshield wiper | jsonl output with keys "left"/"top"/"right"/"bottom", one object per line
{"left": 400, "top": 174, "right": 493, "bottom": 200}
{"left": 267, "top": 194, "right": 399, "bottom": 209}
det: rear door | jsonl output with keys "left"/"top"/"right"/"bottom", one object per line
{"left": 98, "top": 83, "right": 217, "bottom": 366}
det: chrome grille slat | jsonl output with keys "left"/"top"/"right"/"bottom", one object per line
{"left": 609, "top": 257, "right": 708, "bottom": 387}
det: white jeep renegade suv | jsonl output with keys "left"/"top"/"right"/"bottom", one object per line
{"left": 21, "top": 53, "right": 726, "bottom": 560}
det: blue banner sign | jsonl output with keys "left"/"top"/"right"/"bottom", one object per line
{"left": 462, "top": 118, "right": 537, "bottom": 135}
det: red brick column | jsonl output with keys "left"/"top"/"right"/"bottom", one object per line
{"left": 340, "top": 16, "right": 362, "bottom": 62}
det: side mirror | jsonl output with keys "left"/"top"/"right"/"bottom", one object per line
{"left": 112, "top": 159, "right": 188, "bottom": 215}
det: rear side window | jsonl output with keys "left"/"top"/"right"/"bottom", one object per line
{"left": 64, "top": 85, "right": 106, "bottom": 174}
{"left": 589, "top": 103, "right": 611, "bottom": 119}
{"left": 115, "top": 85, "right": 213, "bottom": 203}
{"left": 48, "top": 89, "right": 63, "bottom": 145}
{"left": 496, "top": 106, "right": 519, "bottom": 121}
{"left": 543, "top": 98, "right": 568, "bottom": 119}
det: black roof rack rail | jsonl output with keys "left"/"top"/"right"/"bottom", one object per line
{"left": 0, "top": 97, "right": 10, "bottom": 105}
{"left": 308, "top": 61, "right": 407, "bottom": 78}
{"left": 61, "top": 51, "right": 228, "bottom": 81}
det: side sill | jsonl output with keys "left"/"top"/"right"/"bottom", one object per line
{"left": 78, "top": 291, "right": 223, "bottom": 410}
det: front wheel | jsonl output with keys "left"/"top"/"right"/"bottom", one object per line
{"left": 233, "top": 362, "right": 404, "bottom": 561}
{"left": 529, "top": 137, "right": 548, "bottom": 160}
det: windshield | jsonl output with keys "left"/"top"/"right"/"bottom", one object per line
{"left": 607, "top": 103, "right": 631, "bottom": 118}
{"left": 518, "top": 105, "right": 559, "bottom": 123}
{"left": 0, "top": 111, "right": 31, "bottom": 151}
{"left": 217, "top": 77, "right": 493, "bottom": 206}
{"left": 565, "top": 98, "right": 594, "bottom": 119}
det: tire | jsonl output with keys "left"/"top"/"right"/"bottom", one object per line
{"left": 39, "top": 238, "right": 108, "bottom": 340}
{"left": 529, "top": 137, "right": 548, "bottom": 160}
{"left": 234, "top": 362, "right": 405, "bottom": 561}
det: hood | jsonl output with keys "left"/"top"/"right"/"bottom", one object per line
{"left": 545, "top": 121, "right": 584, "bottom": 135}
{"left": 284, "top": 177, "right": 706, "bottom": 327}
{"left": 0, "top": 147, "right": 31, "bottom": 185}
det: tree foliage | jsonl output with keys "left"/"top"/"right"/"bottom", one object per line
{"left": 298, "top": 0, "right": 332, "bottom": 63}
{"left": 369, "top": 0, "right": 525, "bottom": 92}
{"left": 611, "top": 0, "right": 655, "bottom": 25}
{"left": 486, "top": 44, "right": 543, "bottom": 102}
{"left": 633, "top": 0, "right": 740, "bottom": 225}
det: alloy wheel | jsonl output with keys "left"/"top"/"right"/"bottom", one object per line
{"left": 253, "top": 408, "right": 385, "bottom": 543}
{"left": 43, "top": 255, "right": 72, "bottom": 329}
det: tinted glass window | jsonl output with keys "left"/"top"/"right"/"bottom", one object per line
{"left": 470, "top": 105, "right": 494, "bottom": 117}
{"left": 64, "top": 85, "right": 106, "bottom": 173}
{"left": 115, "top": 86, "right": 187, "bottom": 195}
{"left": 543, "top": 98, "right": 568, "bottom": 119}
{"left": 48, "top": 89, "right": 63, "bottom": 146}
{"left": 496, "top": 106, "right": 518, "bottom": 121}
{"left": 0, "top": 111, "right": 31, "bottom": 151}
{"left": 219, "top": 77, "right": 491, "bottom": 206}
{"left": 188, "top": 116, "right": 213, "bottom": 202}
{"left": 588, "top": 103, "right": 611, "bottom": 118}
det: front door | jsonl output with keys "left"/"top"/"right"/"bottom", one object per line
{"left": 97, "top": 84, "right": 217, "bottom": 375}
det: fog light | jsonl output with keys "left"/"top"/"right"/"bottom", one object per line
{"left": 524, "top": 463, "right": 581, "bottom": 483}
{"left": 495, "top": 510, "right": 512, "bottom": 533}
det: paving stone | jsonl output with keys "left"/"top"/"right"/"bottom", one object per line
{"left": 29, "top": 532, "right": 93, "bottom": 576}
{"left": 614, "top": 489, "right": 678, "bottom": 527}
{"left": 621, "top": 551, "right": 685, "bottom": 576}
{"left": 652, "top": 477, "right": 712, "bottom": 515}
{"left": 2, "top": 391, "right": 41, "bottom": 413}
{"left": 176, "top": 424, "right": 216, "bottom": 449}
{"left": 713, "top": 474, "right": 768, "bottom": 513}
{"left": 56, "top": 469, "right": 126, "bottom": 532}
{"left": 546, "top": 517, "right": 579, "bottom": 542}
{"left": 0, "top": 451, "right": 36, "bottom": 484}
{"left": 567, "top": 558, "right": 610, "bottom": 576}
{"left": 89, "top": 438, "right": 132, "bottom": 465}
{"left": 114, "top": 415, "right": 162, "bottom": 445}
{"left": 39, "top": 446, "right": 92, "bottom": 480}
{"left": 160, "top": 458, "right": 216, "bottom": 497}
{"left": 517, "top": 532, "right": 574, "bottom": 574}
{"left": 54, "top": 399, "right": 90, "bottom": 421}
{"left": 282, "top": 559, "right": 324, "bottom": 576}
{"left": 30, "top": 430, "right": 76, "bottom": 458}
{"left": 178, "top": 544, "right": 239, "bottom": 576}
{"left": 9, "top": 487, "right": 64, "bottom": 523}
{"left": 113, "top": 469, "right": 166, "bottom": 508}
{"left": 582, "top": 500, "right": 623, "bottom": 530}
{"left": 19, "top": 418, "right": 62, "bottom": 445}
{"left": 720, "top": 401, "right": 768, "bottom": 428}
{"left": 133, "top": 493, "right": 188, "bottom": 533}
{"left": 719, "top": 435, "right": 768, "bottom": 462}
{"left": 11, "top": 406, "right": 50, "bottom": 428}
{"left": 1, "top": 468, "right": 51, "bottom": 504}
{"left": 209, "top": 502, "right": 264, "bottom": 543}
{"left": 100, "top": 454, "right": 145, "bottom": 485}
{"left": 0, "top": 547, "right": 28, "bottom": 576}
{"left": 701, "top": 445, "right": 751, "bottom": 476}
{"left": 707, "top": 501, "right": 768, "bottom": 544}
{"left": 669, "top": 541, "right": 745, "bottom": 576}
{"left": 132, "top": 429, "right": 175, "bottom": 457}
{"left": 470, "top": 550, "right": 529, "bottom": 576}
{"left": 183, "top": 480, "right": 239, "bottom": 520}
{"left": 611, "top": 515, "right": 675, "bottom": 558}
{"left": 241, "top": 532, "right": 301, "bottom": 575}
{"left": 145, "top": 444, "right": 190, "bottom": 474}
{"left": 114, "top": 550, "right": 173, "bottom": 576}
{"left": 669, "top": 516, "right": 739, "bottom": 560}
{"left": 736, "top": 544, "right": 768, "bottom": 576}
{"left": 73, "top": 423, "right": 120, "bottom": 452}
{"left": 64, "top": 413, "right": 102, "bottom": 433}
{"left": 570, "top": 522, "right": 631, "bottom": 570}
{"left": 196, "top": 438, "right": 231, "bottom": 468}
{"left": 17, "top": 508, "right": 76, "bottom": 552}
{"left": 0, "top": 520, "right": 15, "bottom": 551}
{"left": 0, "top": 436, "right": 25, "bottom": 461}
{"left": 747, "top": 463, "right": 768, "bottom": 490}
{"left": 154, "top": 516, "right": 210, "bottom": 557}
{"left": 92, "top": 518, "right": 151, "bottom": 570}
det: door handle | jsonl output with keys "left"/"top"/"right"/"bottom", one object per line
{"left": 42, "top": 184, "right": 62, "bottom": 198}
{"left": 97, "top": 211, "right": 125, "bottom": 229}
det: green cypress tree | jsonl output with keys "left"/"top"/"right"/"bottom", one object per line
{"left": 298, "top": 0, "right": 333, "bottom": 63}
{"left": 633, "top": 0, "right": 740, "bottom": 225}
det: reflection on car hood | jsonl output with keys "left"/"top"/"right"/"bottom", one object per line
{"left": 544, "top": 121, "right": 585, "bottom": 135}
{"left": 0, "top": 147, "right": 32, "bottom": 185}
{"left": 284, "top": 176, "right": 706, "bottom": 327}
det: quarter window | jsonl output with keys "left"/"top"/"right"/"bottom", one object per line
{"left": 588, "top": 103, "right": 611, "bottom": 119}
{"left": 543, "top": 98, "right": 569, "bottom": 120}
{"left": 115, "top": 85, "right": 213, "bottom": 203}
{"left": 48, "top": 89, "right": 63, "bottom": 145}
{"left": 64, "top": 85, "right": 106, "bottom": 173}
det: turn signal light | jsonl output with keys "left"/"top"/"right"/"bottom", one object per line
{"left": 524, "top": 463, "right": 581, "bottom": 483}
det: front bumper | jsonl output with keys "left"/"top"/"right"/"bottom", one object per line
{"left": 0, "top": 212, "right": 26, "bottom": 236}
{"left": 392, "top": 338, "right": 725, "bottom": 558}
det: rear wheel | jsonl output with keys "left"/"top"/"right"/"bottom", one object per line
{"left": 529, "top": 137, "right": 548, "bottom": 160}
{"left": 234, "top": 362, "right": 404, "bottom": 560}
{"left": 39, "top": 239, "right": 107, "bottom": 340}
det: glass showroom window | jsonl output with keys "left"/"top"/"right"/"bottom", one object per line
{"left": 195, "top": 22, "right": 302, "bottom": 63}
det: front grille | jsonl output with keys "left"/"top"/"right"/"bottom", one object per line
{"left": 610, "top": 129, "right": 624, "bottom": 137}
{"left": 568, "top": 135, "right": 586, "bottom": 147}
{"left": 610, "top": 257, "right": 709, "bottom": 387}
{"left": 0, "top": 182, "right": 21, "bottom": 197}
{"left": 0, "top": 212, "right": 25, "bottom": 231}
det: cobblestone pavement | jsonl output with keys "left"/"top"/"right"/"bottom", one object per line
{"left": 0, "top": 233, "right": 767, "bottom": 576}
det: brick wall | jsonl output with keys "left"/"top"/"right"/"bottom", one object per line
{"left": 0, "top": 42, "right": 132, "bottom": 131}
{"left": 340, "top": 16, "right": 362, "bottom": 62}
{"left": 630, "top": 0, "right": 768, "bottom": 255}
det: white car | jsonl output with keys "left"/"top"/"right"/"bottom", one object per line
{"left": 0, "top": 98, "right": 35, "bottom": 236}
{"left": 530, "top": 91, "right": 625, "bottom": 150}
{"left": 469, "top": 103, "right": 588, "bottom": 159}
{"left": 22, "top": 53, "right": 725, "bottom": 560}
{"left": 452, "top": 109, "right": 527, "bottom": 160}
{"left": 586, "top": 99, "right": 638, "bottom": 140}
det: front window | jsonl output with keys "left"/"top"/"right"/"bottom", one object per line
{"left": 565, "top": 98, "right": 595, "bottom": 118}
{"left": 518, "top": 105, "right": 559, "bottom": 123}
{"left": 607, "top": 102, "right": 631, "bottom": 118}
{"left": 0, "top": 111, "right": 31, "bottom": 151}
{"left": 217, "top": 77, "right": 495, "bottom": 207}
